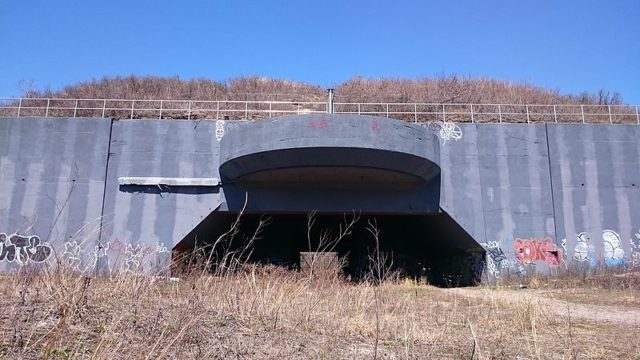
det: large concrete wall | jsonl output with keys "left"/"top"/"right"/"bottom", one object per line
{"left": 548, "top": 125, "right": 640, "bottom": 269}
{"left": 0, "top": 117, "right": 111, "bottom": 270}
{"left": 1, "top": 115, "right": 639, "bottom": 278}
{"left": 438, "top": 123, "right": 557, "bottom": 278}
{"left": 439, "top": 123, "right": 640, "bottom": 279}
{"left": 99, "top": 119, "right": 222, "bottom": 274}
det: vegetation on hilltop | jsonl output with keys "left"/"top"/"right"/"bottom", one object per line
{"left": 23, "top": 75, "right": 624, "bottom": 105}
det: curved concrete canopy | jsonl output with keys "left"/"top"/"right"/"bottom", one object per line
{"left": 219, "top": 114, "right": 440, "bottom": 184}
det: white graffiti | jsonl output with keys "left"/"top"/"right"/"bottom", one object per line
{"left": 574, "top": 232, "right": 591, "bottom": 262}
{"left": 480, "top": 241, "right": 511, "bottom": 278}
{"left": 124, "top": 244, "right": 143, "bottom": 273}
{"left": 156, "top": 242, "right": 169, "bottom": 254}
{"left": 438, "top": 122, "right": 463, "bottom": 142}
{"left": 560, "top": 238, "right": 568, "bottom": 263}
{"left": 564, "top": 230, "right": 626, "bottom": 267}
{"left": 215, "top": 120, "right": 225, "bottom": 141}
{"left": 602, "top": 230, "right": 624, "bottom": 266}
{"left": 63, "top": 240, "right": 83, "bottom": 269}
{"left": 631, "top": 231, "right": 640, "bottom": 268}
{"left": 92, "top": 241, "right": 110, "bottom": 271}
{"left": 0, "top": 233, "right": 52, "bottom": 265}
{"left": 62, "top": 240, "right": 111, "bottom": 273}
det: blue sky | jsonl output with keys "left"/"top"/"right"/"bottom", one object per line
{"left": 1, "top": 0, "right": 639, "bottom": 102}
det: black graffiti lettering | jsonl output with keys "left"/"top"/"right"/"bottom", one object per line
{"left": 486, "top": 247, "right": 507, "bottom": 263}
{"left": 0, "top": 233, "right": 52, "bottom": 265}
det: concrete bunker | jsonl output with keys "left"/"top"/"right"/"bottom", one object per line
{"left": 174, "top": 115, "right": 484, "bottom": 286}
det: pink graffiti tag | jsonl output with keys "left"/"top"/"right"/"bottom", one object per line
{"left": 514, "top": 237, "right": 563, "bottom": 266}
{"left": 110, "top": 239, "right": 125, "bottom": 251}
{"left": 308, "top": 117, "right": 328, "bottom": 129}
{"left": 370, "top": 121, "right": 380, "bottom": 132}
{"left": 142, "top": 245, "right": 154, "bottom": 256}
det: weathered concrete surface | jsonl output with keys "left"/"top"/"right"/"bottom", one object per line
{"left": 547, "top": 124, "right": 640, "bottom": 269}
{"left": 99, "top": 119, "right": 222, "bottom": 274}
{"left": 438, "top": 123, "right": 557, "bottom": 278}
{"left": 1, "top": 115, "right": 639, "bottom": 279}
{"left": 0, "top": 117, "right": 111, "bottom": 270}
{"left": 219, "top": 115, "right": 441, "bottom": 214}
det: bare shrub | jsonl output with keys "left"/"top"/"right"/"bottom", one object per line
{"left": 21, "top": 74, "right": 624, "bottom": 106}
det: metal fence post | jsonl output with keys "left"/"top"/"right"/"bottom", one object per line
{"left": 14, "top": 99, "right": 640, "bottom": 126}
{"left": 327, "top": 89, "right": 335, "bottom": 114}
{"left": 442, "top": 104, "right": 446, "bottom": 122}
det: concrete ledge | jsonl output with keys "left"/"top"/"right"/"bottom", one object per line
{"left": 118, "top": 177, "right": 220, "bottom": 186}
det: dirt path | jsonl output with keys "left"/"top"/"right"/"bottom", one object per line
{"left": 448, "top": 288, "right": 640, "bottom": 326}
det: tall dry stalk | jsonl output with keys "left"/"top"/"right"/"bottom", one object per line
{"left": 302, "top": 211, "right": 359, "bottom": 279}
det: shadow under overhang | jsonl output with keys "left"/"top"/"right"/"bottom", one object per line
{"left": 220, "top": 147, "right": 441, "bottom": 184}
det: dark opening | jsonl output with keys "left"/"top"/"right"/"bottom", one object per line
{"left": 175, "top": 211, "right": 484, "bottom": 287}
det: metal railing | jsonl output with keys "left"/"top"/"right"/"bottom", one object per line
{"left": 1, "top": 97, "right": 639, "bottom": 124}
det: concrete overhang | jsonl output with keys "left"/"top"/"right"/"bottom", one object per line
{"left": 219, "top": 114, "right": 440, "bottom": 185}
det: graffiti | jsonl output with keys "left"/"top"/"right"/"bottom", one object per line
{"left": 92, "top": 241, "right": 111, "bottom": 271}
{"left": 124, "top": 244, "right": 143, "bottom": 273}
{"left": 156, "top": 242, "right": 169, "bottom": 254}
{"left": 426, "top": 121, "right": 463, "bottom": 142}
{"left": 439, "top": 122, "right": 462, "bottom": 142}
{"left": 602, "top": 230, "right": 624, "bottom": 266}
{"left": 560, "top": 238, "right": 568, "bottom": 265}
{"left": 215, "top": 120, "right": 225, "bottom": 141}
{"left": 370, "top": 121, "right": 380, "bottom": 132}
{"left": 514, "top": 237, "right": 563, "bottom": 266}
{"left": 111, "top": 239, "right": 125, "bottom": 251}
{"left": 480, "top": 241, "right": 510, "bottom": 278}
{"left": 62, "top": 239, "right": 111, "bottom": 272}
{"left": 573, "top": 232, "right": 591, "bottom": 262}
{"left": 563, "top": 230, "right": 628, "bottom": 267}
{"left": 63, "top": 240, "right": 83, "bottom": 269}
{"left": 631, "top": 231, "right": 640, "bottom": 268}
{"left": 308, "top": 117, "right": 328, "bottom": 129}
{"left": 0, "top": 233, "right": 52, "bottom": 265}
{"left": 426, "top": 122, "right": 442, "bottom": 132}
{"left": 106, "top": 239, "right": 154, "bottom": 273}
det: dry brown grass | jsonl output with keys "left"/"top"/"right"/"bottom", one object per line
{"left": 548, "top": 288, "right": 640, "bottom": 308}
{"left": 492, "top": 268, "right": 640, "bottom": 309}
{"left": 5, "top": 75, "right": 633, "bottom": 122}
{"left": 24, "top": 74, "right": 623, "bottom": 106}
{"left": 1, "top": 264, "right": 638, "bottom": 359}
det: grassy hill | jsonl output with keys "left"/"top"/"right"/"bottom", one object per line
{"left": 23, "top": 75, "right": 624, "bottom": 105}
